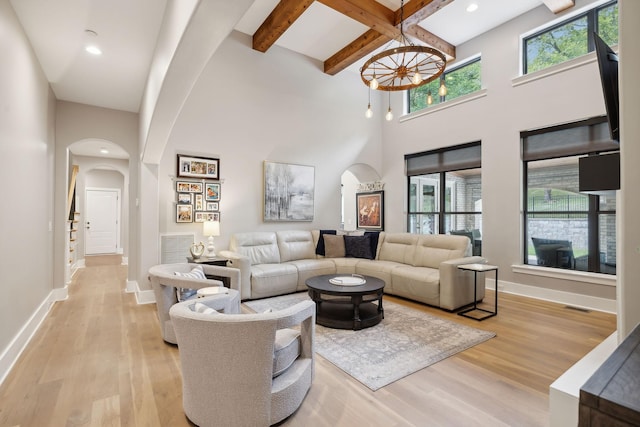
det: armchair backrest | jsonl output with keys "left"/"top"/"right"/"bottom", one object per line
{"left": 170, "top": 299, "right": 315, "bottom": 426}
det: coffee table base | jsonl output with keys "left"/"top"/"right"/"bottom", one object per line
{"left": 315, "top": 301, "right": 383, "bottom": 330}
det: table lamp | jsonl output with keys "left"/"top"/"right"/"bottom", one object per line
{"left": 203, "top": 220, "right": 220, "bottom": 258}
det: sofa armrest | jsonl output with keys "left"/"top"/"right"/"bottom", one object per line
{"left": 439, "top": 256, "right": 487, "bottom": 311}
{"left": 219, "top": 250, "right": 251, "bottom": 300}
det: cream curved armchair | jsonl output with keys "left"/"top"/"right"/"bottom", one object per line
{"left": 169, "top": 297, "right": 315, "bottom": 426}
{"left": 149, "top": 263, "right": 241, "bottom": 344}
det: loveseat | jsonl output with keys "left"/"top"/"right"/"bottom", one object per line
{"left": 219, "top": 230, "right": 487, "bottom": 311}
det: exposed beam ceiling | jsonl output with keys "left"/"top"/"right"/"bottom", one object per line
{"left": 542, "top": 0, "right": 575, "bottom": 14}
{"left": 253, "top": 0, "right": 456, "bottom": 76}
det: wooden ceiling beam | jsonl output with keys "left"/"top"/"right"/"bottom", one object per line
{"left": 252, "top": 0, "right": 315, "bottom": 53}
{"left": 404, "top": 25, "right": 455, "bottom": 58}
{"left": 317, "top": 0, "right": 398, "bottom": 39}
{"left": 323, "top": 0, "right": 456, "bottom": 75}
{"left": 323, "top": 29, "right": 389, "bottom": 75}
{"left": 541, "top": 0, "right": 575, "bottom": 14}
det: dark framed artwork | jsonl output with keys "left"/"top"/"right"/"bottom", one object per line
{"left": 176, "top": 204, "right": 193, "bottom": 223}
{"left": 264, "top": 161, "right": 314, "bottom": 222}
{"left": 177, "top": 154, "right": 219, "bottom": 180}
{"left": 356, "top": 191, "right": 384, "bottom": 230}
{"left": 205, "top": 183, "right": 221, "bottom": 201}
{"left": 176, "top": 181, "right": 203, "bottom": 193}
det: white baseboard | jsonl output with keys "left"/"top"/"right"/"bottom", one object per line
{"left": 486, "top": 278, "right": 617, "bottom": 314}
{"left": 127, "top": 281, "right": 155, "bottom": 304}
{"left": 0, "top": 290, "right": 60, "bottom": 387}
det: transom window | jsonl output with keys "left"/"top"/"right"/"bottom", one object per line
{"left": 524, "top": 0, "right": 618, "bottom": 74}
{"left": 407, "top": 58, "right": 481, "bottom": 113}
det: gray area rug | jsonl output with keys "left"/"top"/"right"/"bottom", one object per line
{"left": 245, "top": 292, "right": 496, "bottom": 391}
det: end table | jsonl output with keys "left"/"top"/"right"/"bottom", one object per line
{"left": 457, "top": 263, "right": 498, "bottom": 321}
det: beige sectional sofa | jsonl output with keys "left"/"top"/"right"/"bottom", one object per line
{"left": 220, "top": 230, "right": 487, "bottom": 311}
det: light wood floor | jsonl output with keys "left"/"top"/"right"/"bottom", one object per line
{"left": 0, "top": 258, "right": 616, "bottom": 427}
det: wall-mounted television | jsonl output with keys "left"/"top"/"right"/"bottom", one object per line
{"left": 593, "top": 32, "right": 619, "bottom": 142}
{"left": 579, "top": 151, "right": 620, "bottom": 195}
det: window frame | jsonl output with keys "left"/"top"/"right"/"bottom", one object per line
{"left": 405, "top": 142, "right": 482, "bottom": 242}
{"left": 521, "top": 117, "right": 618, "bottom": 274}
{"left": 523, "top": 0, "right": 618, "bottom": 75}
{"left": 407, "top": 56, "right": 481, "bottom": 114}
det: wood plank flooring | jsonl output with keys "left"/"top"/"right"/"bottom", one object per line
{"left": 0, "top": 257, "right": 616, "bottom": 426}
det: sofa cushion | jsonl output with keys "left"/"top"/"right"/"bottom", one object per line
{"left": 365, "top": 231, "right": 381, "bottom": 259}
{"left": 277, "top": 230, "right": 316, "bottom": 262}
{"left": 315, "top": 229, "right": 337, "bottom": 255}
{"left": 355, "top": 259, "right": 403, "bottom": 292}
{"left": 378, "top": 233, "right": 419, "bottom": 264}
{"left": 250, "top": 263, "right": 299, "bottom": 299}
{"left": 230, "top": 232, "right": 280, "bottom": 265}
{"left": 344, "top": 235, "right": 374, "bottom": 259}
{"left": 273, "top": 328, "right": 301, "bottom": 377}
{"left": 390, "top": 266, "right": 440, "bottom": 306}
{"left": 323, "top": 234, "right": 346, "bottom": 258}
{"left": 414, "top": 234, "right": 469, "bottom": 269}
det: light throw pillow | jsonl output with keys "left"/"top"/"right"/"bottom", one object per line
{"left": 315, "top": 229, "right": 337, "bottom": 255}
{"left": 175, "top": 266, "right": 206, "bottom": 301}
{"left": 323, "top": 234, "right": 346, "bottom": 258}
{"left": 193, "top": 302, "right": 218, "bottom": 315}
{"left": 344, "top": 235, "right": 373, "bottom": 259}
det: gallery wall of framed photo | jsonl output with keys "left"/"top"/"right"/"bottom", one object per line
{"left": 175, "top": 154, "right": 221, "bottom": 223}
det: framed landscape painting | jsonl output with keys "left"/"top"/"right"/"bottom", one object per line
{"left": 264, "top": 161, "right": 314, "bottom": 222}
{"left": 356, "top": 191, "right": 384, "bottom": 230}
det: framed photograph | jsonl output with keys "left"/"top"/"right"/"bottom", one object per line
{"left": 356, "top": 191, "right": 384, "bottom": 230}
{"left": 176, "top": 204, "right": 193, "bottom": 223}
{"left": 206, "top": 202, "right": 219, "bottom": 211}
{"left": 177, "top": 154, "right": 219, "bottom": 180}
{"left": 205, "top": 183, "right": 221, "bottom": 201}
{"left": 195, "top": 212, "right": 220, "bottom": 223}
{"left": 194, "top": 194, "right": 203, "bottom": 211}
{"left": 176, "top": 181, "right": 203, "bottom": 193}
{"left": 264, "top": 161, "right": 314, "bottom": 222}
{"left": 177, "top": 193, "right": 192, "bottom": 204}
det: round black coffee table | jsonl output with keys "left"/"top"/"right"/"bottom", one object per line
{"left": 305, "top": 274, "right": 385, "bottom": 330}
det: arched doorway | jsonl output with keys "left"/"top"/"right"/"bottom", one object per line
{"left": 341, "top": 163, "right": 381, "bottom": 231}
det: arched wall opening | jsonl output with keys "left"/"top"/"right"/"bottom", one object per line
{"left": 341, "top": 163, "right": 381, "bottom": 231}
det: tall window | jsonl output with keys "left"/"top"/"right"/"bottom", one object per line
{"left": 408, "top": 58, "right": 481, "bottom": 113}
{"left": 524, "top": 0, "right": 618, "bottom": 74}
{"left": 522, "top": 117, "right": 618, "bottom": 274}
{"left": 406, "top": 143, "right": 482, "bottom": 255}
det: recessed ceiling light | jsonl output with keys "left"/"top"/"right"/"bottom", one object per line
{"left": 466, "top": 3, "right": 479, "bottom": 12}
{"left": 84, "top": 29, "right": 102, "bottom": 55}
{"left": 85, "top": 45, "right": 102, "bottom": 55}
{"left": 100, "top": 148, "right": 109, "bottom": 154}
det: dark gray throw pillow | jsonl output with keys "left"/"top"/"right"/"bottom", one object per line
{"left": 344, "top": 235, "right": 373, "bottom": 259}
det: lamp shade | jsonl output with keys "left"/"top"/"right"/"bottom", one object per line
{"left": 203, "top": 221, "right": 220, "bottom": 237}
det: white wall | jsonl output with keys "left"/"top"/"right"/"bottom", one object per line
{"left": 0, "top": 0, "right": 56, "bottom": 366}
{"left": 157, "top": 31, "right": 383, "bottom": 251}
{"left": 381, "top": 1, "right": 617, "bottom": 301}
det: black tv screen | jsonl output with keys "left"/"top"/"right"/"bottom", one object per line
{"left": 593, "top": 32, "right": 619, "bottom": 141}
{"left": 579, "top": 152, "right": 620, "bottom": 194}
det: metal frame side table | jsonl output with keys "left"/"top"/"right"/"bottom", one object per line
{"left": 457, "top": 263, "right": 498, "bottom": 321}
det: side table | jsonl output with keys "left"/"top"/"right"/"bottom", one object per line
{"left": 187, "top": 256, "right": 228, "bottom": 266}
{"left": 187, "top": 256, "right": 231, "bottom": 287}
{"left": 457, "top": 263, "right": 498, "bottom": 321}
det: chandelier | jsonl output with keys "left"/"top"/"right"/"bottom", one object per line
{"left": 361, "top": 0, "right": 447, "bottom": 119}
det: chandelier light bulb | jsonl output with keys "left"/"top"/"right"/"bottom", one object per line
{"left": 365, "top": 104, "right": 373, "bottom": 118}
{"left": 385, "top": 107, "right": 393, "bottom": 121}
{"left": 370, "top": 77, "right": 379, "bottom": 90}
{"left": 412, "top": 71, "right": 422, "bottom": 85}
{"left": 427, "top": 91, "right": 433, "bottom": 105}
{"left": 439, "top": 82, "right": 447, "bottom": 97}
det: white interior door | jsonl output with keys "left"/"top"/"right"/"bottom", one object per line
{"left": 85, "top": 189, "right": 119, "bottom": 255}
